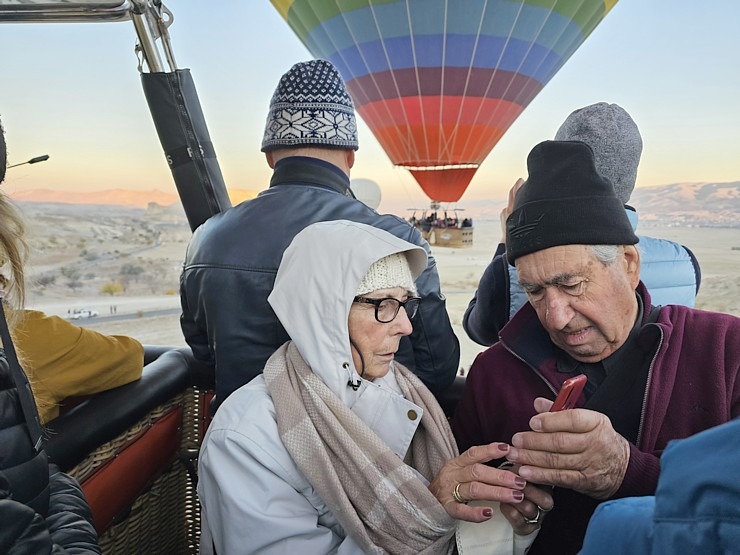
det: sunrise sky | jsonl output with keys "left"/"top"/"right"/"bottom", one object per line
{"left": 1, "top": 0, "right": 738, "bottom": 212}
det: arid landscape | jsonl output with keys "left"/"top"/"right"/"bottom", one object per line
{"left": 20, "top": 181, "right": 740, "bottom": 371}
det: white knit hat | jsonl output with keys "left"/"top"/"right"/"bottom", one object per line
{"left": 356, "top": 252, "right": 417, "bottom": 296}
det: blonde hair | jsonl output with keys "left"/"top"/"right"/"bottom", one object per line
{"left": 0, "top": 119, "right": 29, "bottom": 318}
{"left": 0, "top": 194, "right": 28, "bottom": 311}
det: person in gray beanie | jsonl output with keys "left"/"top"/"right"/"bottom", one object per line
{"left": 452, "top": 139, "right": 740, "bottom": 555}
{"left": 180, "top": 59, "right": 460, "bottom": 413}
{"left": 463, "top": 102, "right": 701, "bottom": 347}
{"left": 554, "top": 102, "right": 642, "bottom": 204}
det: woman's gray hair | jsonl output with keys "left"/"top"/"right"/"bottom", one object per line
{"left": 591, "top": 244, "right": 621, "bottom": 265}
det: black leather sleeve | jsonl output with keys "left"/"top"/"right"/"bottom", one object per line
{"left": 180, "top": 269, "right": 214, "bottom": 367}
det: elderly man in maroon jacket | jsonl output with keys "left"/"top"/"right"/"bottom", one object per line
{"left": 449, "top": 140, "right": 740, "bottom": 555}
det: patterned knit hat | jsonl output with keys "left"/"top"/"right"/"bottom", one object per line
{"left": 261, "top": 60, "right": 359, "bottom": 152}
{"left": 506, "top": 141, "right": 638, "bottom": 264}
{"left": 356, "top": 252, "right": 417, "bottom": 296}
{"left": 554, "top": 103, "right": 642, "bottom": 204}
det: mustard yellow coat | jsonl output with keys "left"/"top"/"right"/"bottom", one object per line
{"left": 13, "top": 310, "right": 144, "bottom": 423}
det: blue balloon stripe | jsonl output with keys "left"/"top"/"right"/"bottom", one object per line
{"left": 300, "top": 0, "right": 591, "bottom": 60}
{"left": 325, "top": 34, "right": 564, "bottom": 84}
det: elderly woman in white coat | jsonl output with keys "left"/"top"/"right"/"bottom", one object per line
{"left": 197, "top": 220, "right": 551, "bottom": 554}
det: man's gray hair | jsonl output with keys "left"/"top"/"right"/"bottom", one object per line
{"left": 591, "top": 244, "right": 620, "bottom": 265}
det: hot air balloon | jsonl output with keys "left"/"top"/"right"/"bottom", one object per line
{"left": 350, "top": 178, "right": 383, "bottom": 209}
{"left": 270, "top": 0, "right": 618, "bottom": 207}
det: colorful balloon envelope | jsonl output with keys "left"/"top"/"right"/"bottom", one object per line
{"left": 271, "top": 0, "right": 619, "bottom": 202}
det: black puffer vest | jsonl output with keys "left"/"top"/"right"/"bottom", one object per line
{"left": 0, "top": 351, "right": 50, "bottom": 516}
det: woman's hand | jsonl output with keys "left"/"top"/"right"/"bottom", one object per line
{"left": 498, "top": 463, "right": 555, "bottom": 535}
{"left": 429, "top": 443, "right": 527, "bottom": 522}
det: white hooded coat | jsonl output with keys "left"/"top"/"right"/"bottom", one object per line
{"left": 198, "top": 221, "right": 432, "bottom": 554}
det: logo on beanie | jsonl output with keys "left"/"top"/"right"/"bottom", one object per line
{"left": 509, "top": 209, "right": 544, "bottom": 239}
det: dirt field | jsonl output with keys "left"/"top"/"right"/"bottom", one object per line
{"left": 26, "top": 219, "right": 739, "bottom": 372}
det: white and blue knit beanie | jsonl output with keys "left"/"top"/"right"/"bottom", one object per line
{"left": 554, "top": 102, "right": 642, "bottom": 204}
{"left": 261, "top": 59, "right": 359, "bottom": 152}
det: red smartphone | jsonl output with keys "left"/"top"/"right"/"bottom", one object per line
{"left": 550, "top": 374, "right": 587, "bottom": 411}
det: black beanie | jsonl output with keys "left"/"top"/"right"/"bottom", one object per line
{"left": 506, "top": 140, "right": 638, "bottom": 264}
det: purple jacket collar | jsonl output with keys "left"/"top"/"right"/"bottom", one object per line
{"left": 498, "top": 282, "right": 656, "bottom": 401}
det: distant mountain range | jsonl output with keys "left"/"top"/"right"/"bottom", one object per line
{"left": 9, "top": 181, "right": 739, "bottom": 227}
{"left": 629, "top": 181, "right": 739, "bottom": 228}
{"left": 397, "top": 181, "right": 739, "bottom": 227}
{"left": 9, "top": 187, "right": 258, "bottom": 208}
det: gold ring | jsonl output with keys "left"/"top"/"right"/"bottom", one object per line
{"left": 452, "top": 482, "right": 466, "bottom": 504}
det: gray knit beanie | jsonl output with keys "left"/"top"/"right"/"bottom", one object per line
{"left": 554, "top": 102, "right": 642, "bottom": 204}
{"left": 261, "top": 60, "right": 359, "bottom": 152}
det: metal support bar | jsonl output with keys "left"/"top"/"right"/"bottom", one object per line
{"left": 131, "top": 9, "right": 165, "bottom": 73}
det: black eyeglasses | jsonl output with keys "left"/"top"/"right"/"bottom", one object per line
{"left": 352, "top": 296, "right": 421, "bottom": 323}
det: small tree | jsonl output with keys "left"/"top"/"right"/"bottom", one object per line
{"left": 66, "top": 279, "right": 82, "bottom": 292}
{"left": 120, "top": 263, "right": 144, "bottom": 276}
{"left": 60, "top": 266, "right": 80, "bottom": 281}
{"left": 36, "top": 275, "right": 56, "bottom": 287}
{"left": 101, "top": 281, "right": 124, "bottom": 296}
{"left": 120, "top": 263, "right": 145, "bottom": 283}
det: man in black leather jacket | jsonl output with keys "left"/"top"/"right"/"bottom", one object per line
{"left": 180, "top": 60, "right": 460, "bottom": 411}
{"left": 0, "top": 119, "right": 99, "bottom": 554}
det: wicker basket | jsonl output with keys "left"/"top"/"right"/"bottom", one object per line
{"left": 68, "top": 386, "right": 210, "bottom": 554}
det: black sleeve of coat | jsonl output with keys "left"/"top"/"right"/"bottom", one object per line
{"left": 180, "top": 269, "right": 214, "bottom": 367}
{"left": 0, "top": 469, "right": 54, "bottom": 555}
{"left": 0, "top": 499, "right": 56, "bottom": 555}
{"left": 462, "top": 243, "right": 510, "bottom": 347}
{"left": 45, "top": 468, "right": 100, "bottom": 554}
{"left": 394, "top": 226, "right": 460, "bottom": 394}
{"left": 682, "top": 244, "right": 702, "bottom": 295}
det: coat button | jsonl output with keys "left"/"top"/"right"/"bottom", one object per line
{"left": 407, "top": 409, "right": 418, "bottom": 421}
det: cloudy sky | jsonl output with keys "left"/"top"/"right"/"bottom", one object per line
{"left": 1, "top": 0, "right": 738, "bottom": 213}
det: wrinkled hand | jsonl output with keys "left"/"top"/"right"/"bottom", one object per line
{"left": 506, "top": 398, "right": 630, "bottom": 500}
{"left": 499, "top": 178, "right": 525, "bottom": 242}
{"left": 429, "top": 443, "right": 527, "bottom": 522}
{"left": 498, "top": 463, "right": 554, "bottom": 535}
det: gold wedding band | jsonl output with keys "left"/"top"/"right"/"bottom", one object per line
{"left": 452, "top": 482, "right": 466, "bottom": 504}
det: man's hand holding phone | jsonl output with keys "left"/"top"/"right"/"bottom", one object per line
{"left": 505, "top": 375, "right": 631, "bottom": 500}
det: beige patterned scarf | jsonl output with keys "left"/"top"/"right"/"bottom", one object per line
{"left": 263, "top": 341, "right": 458, "bottom": 554}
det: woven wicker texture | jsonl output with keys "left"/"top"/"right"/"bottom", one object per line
{"left": 70, "top": 387, "right": 208, "bottom": 554}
